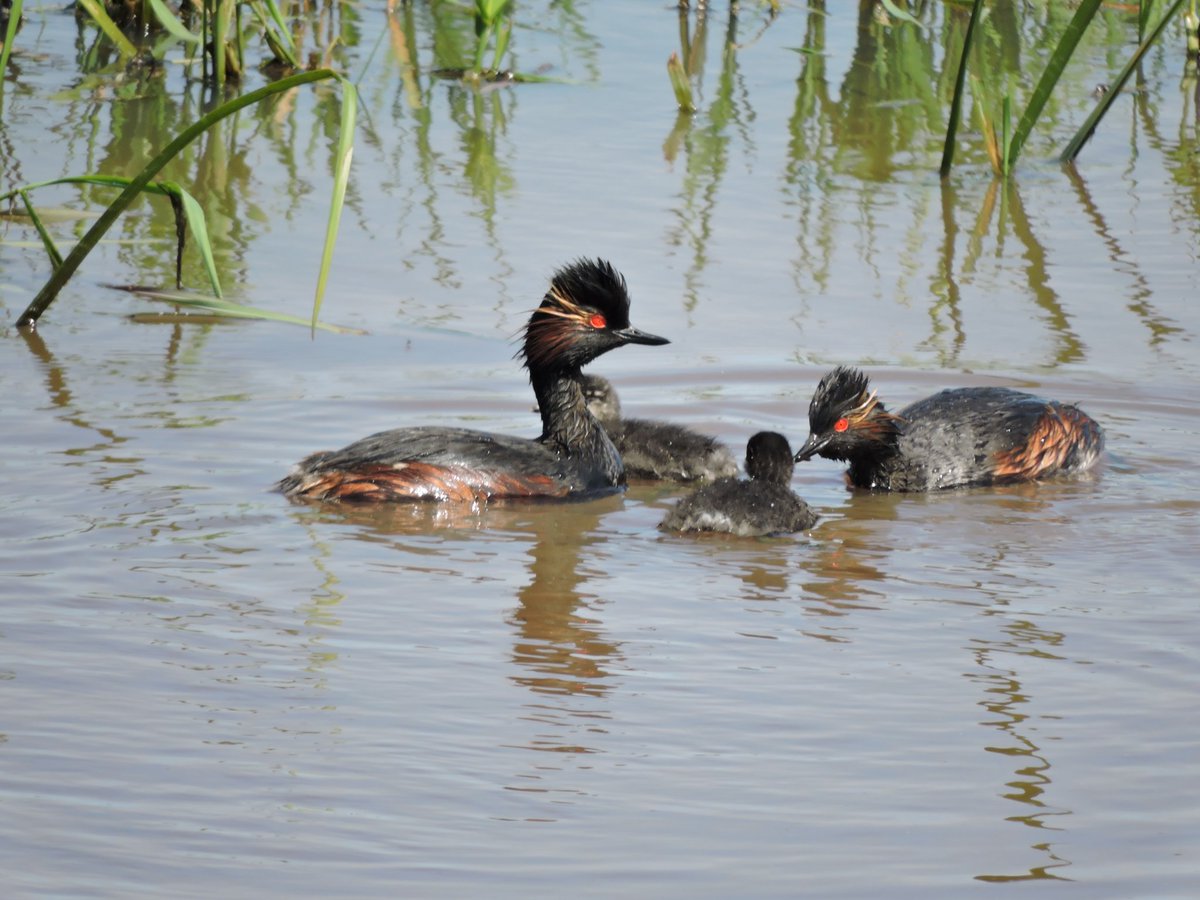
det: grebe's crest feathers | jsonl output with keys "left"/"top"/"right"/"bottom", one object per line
{"left": 547, "top": 258, "right": 631, "bottom": 322}
{"left": 796, "top": 367, "right": 1104, "bottom": 490}
{"left": 809, "top": 366, "right": 872, "bottom": 430}
{"left": 520, "top": 258, "right": 666, "bottom": 372}
{"left": 795, "top": 366, "right": 901, "bottom": 463}
{"left": 279, "top": 257, "right": 668, "bottom": 506}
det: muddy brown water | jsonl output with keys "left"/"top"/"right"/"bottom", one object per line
{"left": 2, "top": 3, "right": 1198, "bottom": 897}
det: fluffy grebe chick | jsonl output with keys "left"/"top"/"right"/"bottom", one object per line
{"left": 659, "top": 432, "right": 818, "bottom": 536}
{"left": 577, "top": 374, "right": 738, "bottom": 483}
{"left": 795, "top": 366, "right": 1104, "bottom": 492}
{"left": 277, "top": 259, "right": 669, "bottom": 503}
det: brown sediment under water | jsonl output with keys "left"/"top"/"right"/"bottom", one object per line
{"left": 1, "top": 3, "right": 1198, "bottom": 896}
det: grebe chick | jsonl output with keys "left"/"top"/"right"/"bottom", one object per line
{"left": 795, "top": 366, "right": 1104, "bottom": 492}
{"left": 277, "top": 259, "right": 669, "bottom": 503}
{"left": 659, "top": 432, "right": 818, "bottom": 536}
{"left": 578, "top": 374, "right": 738, "bottom": 483}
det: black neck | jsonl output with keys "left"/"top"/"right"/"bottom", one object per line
{"left": 531, "top": 367, "right": 605, "bottom": 449}
{"left": 844, "top": 433, "right": 901, "bottom": 488}
{"left": 530, "top": 367, "right": 624, "bottom": 487}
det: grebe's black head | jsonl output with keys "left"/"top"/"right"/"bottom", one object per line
{"left": 520, "top": 259, "right": 669, "bottom": 374}
{"left": 578, "top": 374, "right": 622, "bottom": 423}
{"left": 745, "top": 431, "right": 795, "bottom": 485}
{"left": 794, "top": 366, "right": 899, "bottom": 462}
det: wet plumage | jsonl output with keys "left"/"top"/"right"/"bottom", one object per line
{"left": 794, "top": 366, "right": 1105, "bottom": 492}
{"left": 578, "top": 374, "right": 738, "bottom": 483}
{"left": 277, "top": 259, "right": 669, "bottom": 503}
{"left": 659, "top": 432, "right": 818, "bottom": 536}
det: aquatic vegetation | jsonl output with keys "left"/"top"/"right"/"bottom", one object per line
{"left": 941, "top": 0, "right": 1192, "bottom": 175}
{"left": 667, "top": 52, "right": 695, "bottom": 113}
{"left": 1060, "top": 0, "right": 1190, "bottom": 164}
{"left": 3, "top": 173, "right": 222, "bottom": 296}
{"left": 939, "top": 0, "right": 986, "bottom": 177}
{"left": 118, "top": 287, "right": 366, "bottom": 334}
{"left": 473, "top": 0, "right": 514, "bottom": 76}
{"left": 72, "top": 0, "right": 301, "bottom": 85}
{"left": 0, "top": 0, "right": 22, "bottom": 78}
{"left": 4, "top": 0, "right": 1197, "bottom": 335}
{"left": 9, "top": 69, "right": 356, "bottom": 330}
{"left": 665, "top": 1, "right": 778, "bottom": 115}
{"left": 429, "top": 0, "right": 562, "bottom": 84}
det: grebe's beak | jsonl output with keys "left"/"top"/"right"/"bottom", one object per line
{"left": 613, "top": 326, "right": 669, "bottom": 347}
{"left": 794, "top": 432, "right": 829, "bottom": 462}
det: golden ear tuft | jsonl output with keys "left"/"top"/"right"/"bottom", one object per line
{"left": 541, "top": 286, "right": 589, "bottom": 322}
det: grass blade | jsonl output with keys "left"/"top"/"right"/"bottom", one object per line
{"left": 118, "top": 287, "right": 366, "bottom": 333}
{"left": 1005, "top": 0, "right": 1104, "bottom": 171}
{"left": 939, "top": 0, "right": 985, "bottom": 177}
{"left": 969, "top": 74, "right": 1002, "bottom": 175}
{"left": 2, "top": 173, "right": 192, "bottom": 199}
{"left": 145, "top": 0, "right": 201, "bottom": 44}
{"left": 1061, "top": 0, "right": 1189, "bottom": 164}
{"left": 491, "top": 19, "right": 511, "bottom": 72}
{"left": 74, "top": 0, "right": 139, "bottom": 59}
{"left": 311, "top": 78, "right": 357, "bottom": 332}
{"left": 19, "top": 190, "right": 65, "bottom": 270}
{"left": 249, "top": 0, "right": 299, "bottom": 68}
{"left": 667, "top": 52, "right": 695, "bottom": 113}
{"left": 1, "top": 0, "right": 23, "bottom": 78}
{"left": 473, "top": 21, "right": 494, "bottom": 73}
{"left": 172, "top": 185, "right": 223, "bottom": 297}
{"left": 879, "top": 0, "right": 921, "bottom": 28}
{"left": 259, "top": 0, "right": 297, "bottom": 57}
{"left": 5, "top": 175, "right": 221, "bottom": 295}
{"left": 16, "top": 68, "right": 341, "bottom": 328}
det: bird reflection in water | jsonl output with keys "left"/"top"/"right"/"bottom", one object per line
{"left": 303, "top": 495, "right": 624, "bottom": 760}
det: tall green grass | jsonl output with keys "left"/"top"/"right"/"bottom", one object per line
{"left": 473, "top": 0, "right": 513, "bottom": 75}
{"left": 1061, "top": 0, "right": 1189, "bottom": 163}
{"left": 2, "top": 0, "right": 560, "bottom": 332}
{"left": 942, "top": 0, "right": 1192, "bottom": 175}
{"left": 11, "top": 69, "right": 356, "bottom": 330}
{"left": 1, "top": 0, "right": 23, "bottom": 80}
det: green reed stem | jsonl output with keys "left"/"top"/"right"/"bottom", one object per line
{"left": 1, "top": 0, "right": 23, "bottom": 78}
{"left": 1061, "top": 0, "right": 1189, "bottom": 163}
{"left": 4, "top": 175, "right": 223, "bottom": 296}
{"left": 311, "top": 79, "right": 357, "bottom": 333}
{"left": 18, "top": 190, "right": 64, "bottom": 269}
{"left": 145, "top": 0, "right": 201, "bottom": 44}
{"left": 75, "top": 0, "right": 138, "bottom": 59}
{"left": 1005, "top": 0, "right": 1103, "bottom": 171}
{"left": 939, "top": 0, "right": 985, "bottom": 177}
{"left": 213, "top": 0, "right": 228, "bottom": 90}
{"left": 15, "top": 68, "right": 346, "bottom": 329}
{"left": 667, "top": 52, "right": 695, "bottom": 113}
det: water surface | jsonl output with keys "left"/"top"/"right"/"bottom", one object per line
{"left": 2, "top": 3, "right": 1198, "bottom": 897}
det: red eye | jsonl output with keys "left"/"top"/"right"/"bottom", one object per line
{"left": 588, "top": 313, "right": 607, "bottom": 329}
{"left": 834, "top": 417, "right": 850, "bottom": 433}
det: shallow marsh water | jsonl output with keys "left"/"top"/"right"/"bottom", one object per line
{"left": 2, "top": 2, "right": 1199, "bottom": 897}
